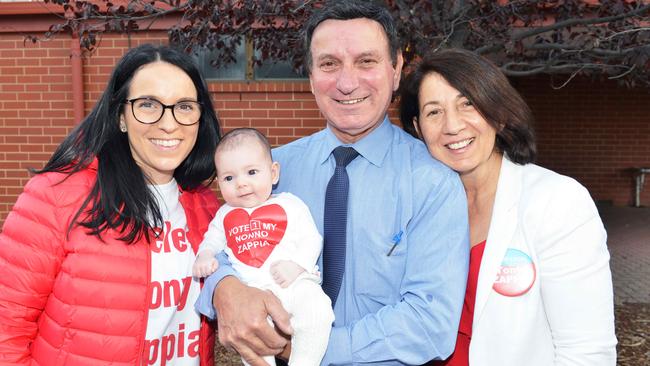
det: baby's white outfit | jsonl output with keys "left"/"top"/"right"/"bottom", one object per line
{"left": 199, "top": 192, "right": 334, "bottom": 366}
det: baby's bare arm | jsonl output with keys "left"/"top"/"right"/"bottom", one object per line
{"left": 193, "top": 249, "right": 219, "bottom": 278}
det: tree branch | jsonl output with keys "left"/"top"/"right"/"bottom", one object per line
{"left": 552, "top": 66, "right": 585, "bottom": 89}
{"left": 525, "top": 42, "right": 650, "bottom": 57}
{"left": 512, "top": 4, "right": 650, "bottom": 41}
{"left": 604, "top": 27, "right": 650, "bottom": 40}
{"left": 609, "top": 64, "right": 637, "bottom": 80}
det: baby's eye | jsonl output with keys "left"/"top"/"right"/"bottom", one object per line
{"left": 248, "top": 169, "right": 258, "bottom": 175}
{"left": 224, "top": 176, "right": 233, "bottom": 182}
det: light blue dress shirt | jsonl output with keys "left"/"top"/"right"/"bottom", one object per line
{"left": 196, "top": 117, "right": 469, "bottom": 365}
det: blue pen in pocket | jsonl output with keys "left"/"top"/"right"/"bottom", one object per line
{"left": 386, "top": 230, "right": 403, "bottom": 256}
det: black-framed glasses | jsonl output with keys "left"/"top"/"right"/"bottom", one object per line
{"left": 125, "top": 97, "right": 202, "bottom": 126}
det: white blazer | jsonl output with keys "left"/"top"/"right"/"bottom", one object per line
{"left": 469, "top": 157, "right": 617, "bottom": 365}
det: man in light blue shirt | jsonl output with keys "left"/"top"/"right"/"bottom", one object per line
{"left": 196, "top": 1, "right": 469, "bottom": 365}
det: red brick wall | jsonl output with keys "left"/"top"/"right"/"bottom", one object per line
{"left": 1, "top": 32, "right": 649, "bottom": 227}
{"left": 0, "top": 35, "right": 73, "bottom": 225}
{"left": 514, "top": 77, "right": 650, "bottom": 207}
{"left": 210, "top": 82, "right": 320, "bottom": 146}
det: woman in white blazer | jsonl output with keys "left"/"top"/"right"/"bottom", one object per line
{"left": 400, "top": 49, "right": 616, "bottom": 366}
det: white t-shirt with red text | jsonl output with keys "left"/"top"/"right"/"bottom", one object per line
{"left": 144, "top": 179, "right": 201, "bottom": 366}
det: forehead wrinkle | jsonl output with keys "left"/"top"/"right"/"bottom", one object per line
{"left": 319, "top": 46, "right": 385, "bottom": 60}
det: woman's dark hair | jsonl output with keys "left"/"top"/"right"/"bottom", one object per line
{"left": 400, "top": 48, "right": 536, "bottom": 164}
{"left": 303, "top": 0, "right": 401, "bottom": 70}
{"left": 37, "top": 43, "right": 221, "bottom": 243}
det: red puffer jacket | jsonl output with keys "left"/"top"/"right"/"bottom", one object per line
{"left": 0, "top": 164, "right": 219, "bottom": 365}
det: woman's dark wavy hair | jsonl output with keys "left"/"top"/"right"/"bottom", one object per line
{"left": 36, "top": 44, "right": 221, "bottom": 243}
{"left": 399, "top": 48, "right": 536, "bottom": 164}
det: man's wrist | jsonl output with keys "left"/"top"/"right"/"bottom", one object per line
{"left": 195, "top": 269, "right": 238, "bottom": 319}
{"left": 213, "top": 275, "right": 240, "bottom": 302}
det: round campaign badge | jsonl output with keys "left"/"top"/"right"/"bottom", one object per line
{"left": 492, "top": 248, "right": 536, "bottom": 297}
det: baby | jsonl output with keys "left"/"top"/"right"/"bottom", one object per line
{"left": 193, "top": 128, "right": 334, "bottom": 366}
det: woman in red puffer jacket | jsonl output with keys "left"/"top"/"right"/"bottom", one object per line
{"left": 0, "top": 44, "right": 222, "bottom": 366}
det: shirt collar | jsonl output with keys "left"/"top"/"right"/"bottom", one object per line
{"left": 318, "top": 116, "right": 392, "bottom": 167}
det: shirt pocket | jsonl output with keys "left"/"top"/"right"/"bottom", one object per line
{"left": 346, "top": 172, "right": 412, "bottom": 304}
{"left": 351, "top": 227, "right": 407, "bottom": 303}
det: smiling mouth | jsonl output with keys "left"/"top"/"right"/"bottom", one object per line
{"left": 336, "top": 97, "right": 367, "bottom": 105}
{"left": 446, "top": 138, "right": 474, "bottom": 150}
{"left": 150, "top": 139, "right": 181, "bottom": 148}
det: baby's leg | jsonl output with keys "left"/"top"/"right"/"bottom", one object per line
{"left": 282, "top": 279, "right": 335, "bottom": 366}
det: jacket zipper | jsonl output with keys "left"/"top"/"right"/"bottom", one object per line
{"left": 136, "top": 241, "right": 152, "bottom": 365}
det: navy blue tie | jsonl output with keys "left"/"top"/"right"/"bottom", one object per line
{"left": 322, "top": 146, "right": 359, "bottom": 306}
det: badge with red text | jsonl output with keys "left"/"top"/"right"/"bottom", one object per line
{"left": 492, "top": 248, "right": 536, "bottom": 297}
{"left": 223, "top": 204, "right": 287, "bottom": 268}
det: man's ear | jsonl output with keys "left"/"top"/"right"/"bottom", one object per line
{"left": 271, "top": 161, "right": 281, "bottom": 185}
{"left": 308, "top": 67, "right": 315, "bottom": 95}
{"left": 309, "top": 78, "right": 315, "bottom": 95}
{"left": 392, "top": 51, "right": 404, "bottom": 91}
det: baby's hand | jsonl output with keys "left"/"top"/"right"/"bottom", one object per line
{"left": 270, "top": 260, "right": 305, "bottom": 288}
{"left": 193, "top": 251, "right": 219, "bottom": 278}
